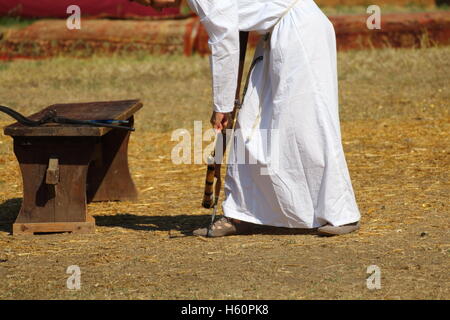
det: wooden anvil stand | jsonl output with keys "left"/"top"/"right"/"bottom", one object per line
{"left": 3, "top": 100, "right": 142, "bottom": 235}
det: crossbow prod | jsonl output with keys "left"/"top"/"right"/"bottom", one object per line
{"left": 0, "top": 105, "right": 134, "bottom": 131}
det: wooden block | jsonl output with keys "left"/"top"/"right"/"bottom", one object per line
{"left": 13, "top": 218, "right": 95, "bottom": 235}
{"left": 46, "top": 158, "right": 59, "bottom": 185}
{"left": 3, "top": 100, "right": 142, "bottom": 236}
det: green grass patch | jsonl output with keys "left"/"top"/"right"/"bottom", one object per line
{"left": 0, "top": 16, "right": 36, "bottom": 33}
{"left": 0, "top": 47, "right": 448, "bottom": 132}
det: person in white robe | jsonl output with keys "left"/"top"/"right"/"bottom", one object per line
{"left": 138, "top": 0, "right": 361, "bottom": 236}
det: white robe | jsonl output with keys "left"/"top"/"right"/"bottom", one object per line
{"left": 187, "top": 0, "right": 361, "bottom": 228}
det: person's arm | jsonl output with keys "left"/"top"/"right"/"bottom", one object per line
{"left": 187, "top": 0, "right": 240, "bottom": 129}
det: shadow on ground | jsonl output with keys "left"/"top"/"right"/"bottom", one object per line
{"left": 94, "top": 213, "right": 318, "bottom": 236}
{"left": 0, "top": 198, "right": 21, "bottom": 233}
{"left": 0, "top": 200, "right": 318, "bottom": 236}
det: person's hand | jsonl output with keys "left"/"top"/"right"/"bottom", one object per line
{"left": 210, "top": 112, "right": 231, "bottom": 132}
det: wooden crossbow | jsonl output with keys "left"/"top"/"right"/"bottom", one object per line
{"left": 0, "top": 105, "right": 134, "bottom": 131}
{"left": 202, "top": 31, "right": 264, "bottom": 235}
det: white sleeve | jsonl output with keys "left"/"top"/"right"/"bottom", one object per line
{"left": 187, "top": 0, "right": 239, "bottom": 113}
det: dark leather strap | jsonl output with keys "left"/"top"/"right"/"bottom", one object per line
{"left": 235, "top": 31, "right": 249, "bottom": 107}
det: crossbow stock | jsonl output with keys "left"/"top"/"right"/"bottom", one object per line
{"left": 0, "top": 105, "right": 135, "bottom": 131}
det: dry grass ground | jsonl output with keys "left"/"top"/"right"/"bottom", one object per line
{"left": 0, "top": 46, "right": 448, "bottom": 299}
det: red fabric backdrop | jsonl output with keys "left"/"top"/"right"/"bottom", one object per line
{"left": 0, "top": 1, "right": 180, "bottom": 19}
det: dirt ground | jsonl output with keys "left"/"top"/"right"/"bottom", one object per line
{"left": 0, "top": 47, "right": 448, "bottom": 299}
